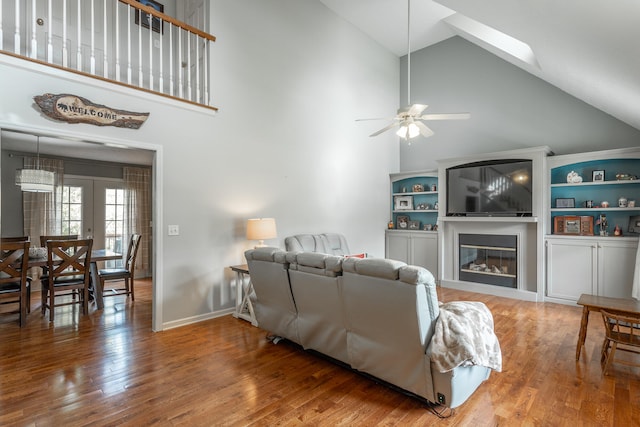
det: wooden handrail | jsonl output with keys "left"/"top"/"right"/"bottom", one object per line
{"left": 118, "top": 0, "right": 216, "bottom": 42}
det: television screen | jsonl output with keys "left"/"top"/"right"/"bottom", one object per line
{"left": 446, "top": 159, "right": 533, "bottom": 216}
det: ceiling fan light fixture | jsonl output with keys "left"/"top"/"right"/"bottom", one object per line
{"left": 396, "top": 122, "right": 420, "bottom": 140}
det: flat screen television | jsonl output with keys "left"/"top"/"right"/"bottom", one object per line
{"left": 446, "top": 159, "right": 533, "bottom": 216}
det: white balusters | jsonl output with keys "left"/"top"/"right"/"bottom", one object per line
{"left": 46, "top": 0, "right": 52, "bottom": 63}
{"left": 90, "top": 0, "right": 95, "bottom": 74}
{"left": 1, "top": 0, "right": 214, "bottom": 108}
{"left": 168, "top": 22, "right": 173, "bottom": 96}
{"left": 14, "top": 0, "right": 20, "bottom": 54}
{"left": 76, "top": 0, "right": 82, "bottom": 71}
{"left": 103, "top": 0, "right": 108, "bottom": 78}
{"left": 62, "top": 0, "right": 68, "bottom": 67}
{"left": 29, "top": 0, "right": 36, "bottom": 58}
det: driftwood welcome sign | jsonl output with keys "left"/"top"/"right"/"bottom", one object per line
{"left": 34, "top": 93, "right": 149, "bottom": 129}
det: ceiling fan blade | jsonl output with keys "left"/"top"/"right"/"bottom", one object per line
{"left": 355, "top": 117, "right": 396, "bottom": 122}
{"left": 415, "top": 121, "right": 434, "bottom": 138}
{"left": 406, "top": 104, "right": 428, "bottom": 116}
{"left": 369, "top": 122, "right": 399, "bottom": 137}
{"left": 420, "top": 113, "right": 471, "bottom": 121}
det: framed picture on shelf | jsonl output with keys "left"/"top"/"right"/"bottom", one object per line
{"left": 592, "top": 170, "right": 605, "bottom": 182}
{"left": 408, "top": 220, "right": 420, "bottom": 230}
{"left": 554, "top": 215, "right": 594, "bottom": 235}
{"left": 396, "top": 215, "right": 410, "bottom": 229}
{"left": 628, "top": 215, "right": 640, "bottom": 234}
{"left": 412, "top": 184, "right": 424, "bottom": 192}
{"left": 135, "top": 0, "right": 164, "bottom": 33}
{"left": 394, "top": 195, "right": 413, "bottom": 210}
{"left": 555, "top": 198, "right": 575, "bottom": 208}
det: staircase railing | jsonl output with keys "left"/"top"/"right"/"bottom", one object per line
{"left": 0, "top": 0, "right": 217, "bottom": 110}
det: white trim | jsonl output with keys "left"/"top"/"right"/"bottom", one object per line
{"left": 162, "top": 309, "right": 235, "bottom": 331}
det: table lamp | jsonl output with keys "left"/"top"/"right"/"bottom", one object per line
{"left": 246, "top": 218, "right": 277, "bottom": 248}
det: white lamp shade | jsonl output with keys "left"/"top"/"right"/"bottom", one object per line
{"left": 246, "top": 218, "right": 277, "bottom": 244}
{"left": 15, "top": 168, "right": 55, "bottom": 193}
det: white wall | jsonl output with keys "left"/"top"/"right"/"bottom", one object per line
{"left": 0, "top": 0, "right": 399, "bottom": 328}
{"left": 399, "top": 37, "right": 640, "bottom": 172}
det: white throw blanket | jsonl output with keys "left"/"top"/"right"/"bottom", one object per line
{"left": 429, "top": 301, "right": 502, "bottom": 373}
{"left": 633, "top": 243, "right": 640, "bottom": 301}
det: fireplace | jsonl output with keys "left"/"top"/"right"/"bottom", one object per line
{"left": 459, "top": 234, "right": 517, "bottom": 288}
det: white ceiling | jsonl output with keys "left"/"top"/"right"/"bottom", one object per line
{"left": 320, "top": 0, "right": 640, "bottom": 131}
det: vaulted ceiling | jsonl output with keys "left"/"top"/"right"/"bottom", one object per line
{"left": 319, "top": 0, "right": 640, "bottom": 131}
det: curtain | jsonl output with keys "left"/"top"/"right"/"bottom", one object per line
{"left": 123, "top": 167, "right": 152, "bottom": 277}
{"left": 22, "top": 157, "right": 64, "bottom": 246}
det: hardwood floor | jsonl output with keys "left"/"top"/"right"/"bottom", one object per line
{"left": 1, "top": 280, "right": 638, "bottom": 426}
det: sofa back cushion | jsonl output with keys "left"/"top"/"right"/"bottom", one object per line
{"left": 287, "top": 252, "right": 349, "bottom": 363}
{"left": 284, "top": 233, "right": 350, "bottom": 256}
{"left": 341, "top": 257, "right": 439, "bottom": 402}
{"left": 245, "top": 247, "right": 299, "bottom": 344}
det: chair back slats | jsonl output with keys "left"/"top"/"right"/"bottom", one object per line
{"left": 46, "top": 239, "right": 93, "bottom": 281}
{"left": 0, "top": 240, "right": 30, "bottom": 327}
{"left": 600, "top": 309, "right": 640, "bottom": 374}
{"left": 39, "top": 234, "right": 78, "bottom": 248}
{"left": 126, "top": 234, "right": 142, "bottom": 273}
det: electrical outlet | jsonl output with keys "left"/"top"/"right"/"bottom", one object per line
{"left": 437, "top": 393, "right": 446, "bottom": 405}
{"left": 168, "top": 225, "right": 179, "bottom": 236}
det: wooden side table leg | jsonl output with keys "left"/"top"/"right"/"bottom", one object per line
{"left": 576, "top": 306, "right": 590, "bottom": 360}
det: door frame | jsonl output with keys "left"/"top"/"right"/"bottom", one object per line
{"left": 0, "top": 125, "right": 164, "bottom": 332}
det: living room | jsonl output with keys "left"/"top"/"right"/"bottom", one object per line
{"left": 0, "top": 0, "right": 639, "bottom": 423}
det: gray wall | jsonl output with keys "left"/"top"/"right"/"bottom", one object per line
{"left": 399, "top": 37, "right": 640, "bottom": 171}
{"left": 1, "top": 150, "right": 134, "bottom": 237}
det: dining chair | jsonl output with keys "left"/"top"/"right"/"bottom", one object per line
{"left": 0, "top": 240, "right": 31, "bottom": 327}
{"left": 99, "top": 234, "right": 141, "bottom": 301}
{"left": 600, "top": 309, "right": 640, "bottom": 375}
{"left": 1, "top": 237, "right": 32, "bottom": 314}
{"left": 41, "top": 239, "right": 93, "bottom": 322}
{"left": 39, "top": 234, "right": 79, "bottom": 248}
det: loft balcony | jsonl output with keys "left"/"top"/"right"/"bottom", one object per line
{"left": 0, "top": 0, "right": 217, "bottom": 111}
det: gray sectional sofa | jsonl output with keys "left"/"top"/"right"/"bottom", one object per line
{"left": 244, "top": 247, "right": 496, "bottom": 409}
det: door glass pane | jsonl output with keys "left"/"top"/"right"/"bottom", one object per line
{"left": 61, "top": 186, "right": 83, "bottom": 238}
{"left": 105, "top": 188, "right": 125, "bottom": 268}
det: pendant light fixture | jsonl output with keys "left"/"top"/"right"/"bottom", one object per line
{"left": 15, "top": 136, "right": 55, "bottom": 193}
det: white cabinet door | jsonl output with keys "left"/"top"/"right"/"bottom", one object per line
{"left": 386, "top": 231, "right": 410, "bottom": 264}
{"left": 546, "top": 238, "right": 597, "bottom": 301}
{"left": 385, "top": 231, "right": 438, "bottom": 280}
{"left": 410, "top": 232, "right": 438, "bottom": 279}
{"left": 598, "top": 239, "right": 639, "bottom": 298}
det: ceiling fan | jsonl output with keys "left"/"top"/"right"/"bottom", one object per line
{"left": 357, "top": 0, "right": 470, "bottom": 140}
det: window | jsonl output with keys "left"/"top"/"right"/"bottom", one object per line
{"left": 61, "top": 185, "right": 83, "bottom": 236}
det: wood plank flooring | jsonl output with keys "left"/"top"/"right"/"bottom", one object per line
{"left": 1, "top": 280, "right": 639, "bottom": 426}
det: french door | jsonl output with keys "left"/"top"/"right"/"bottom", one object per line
{"left": 63, "top": 177, "right": 125, "bottom": 265}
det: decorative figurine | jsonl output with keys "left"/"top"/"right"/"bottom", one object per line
{"left": 597, "top": 214, "right": 608, "bottom": 236}
{"left": 614, "top": 225, "right": 622, "bottom": 236}
{"left": 388, "top": 220, "right": 394, "bottom": 229}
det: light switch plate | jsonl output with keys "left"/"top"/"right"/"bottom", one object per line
{"left": 168, "top": 225, "right": 180, "bottom": 236}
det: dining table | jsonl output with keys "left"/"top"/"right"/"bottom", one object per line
{"left": 27, "top": 249, "right": 122, "bottom": 310}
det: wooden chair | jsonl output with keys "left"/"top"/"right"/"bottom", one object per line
{"left": 0, "top": 240, "right": 31, "bottom": 327}
{"left": 39, "top": 234, "right": 78, "bottom": 247}
{"left": 600, "top": 310, "right": 640, "bottom": 374}
{"left": 41, "top": 239, "right": 93, "bottom": 322}
{"left": 1, "top": 237, "right": 32, "bottom": 314}
{"left": 99, "top": 234, "right": 142, "bottom": 301}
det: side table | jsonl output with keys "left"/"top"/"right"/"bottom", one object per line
{"left": 230, "top": 264, "right": 258, "bottom": 326}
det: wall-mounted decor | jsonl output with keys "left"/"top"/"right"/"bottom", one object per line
{"left": 135, "top": 0, "right": 164, "bottom": 33}
{"left": 34, "top": 93, "right": 149, "bottom": 129}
